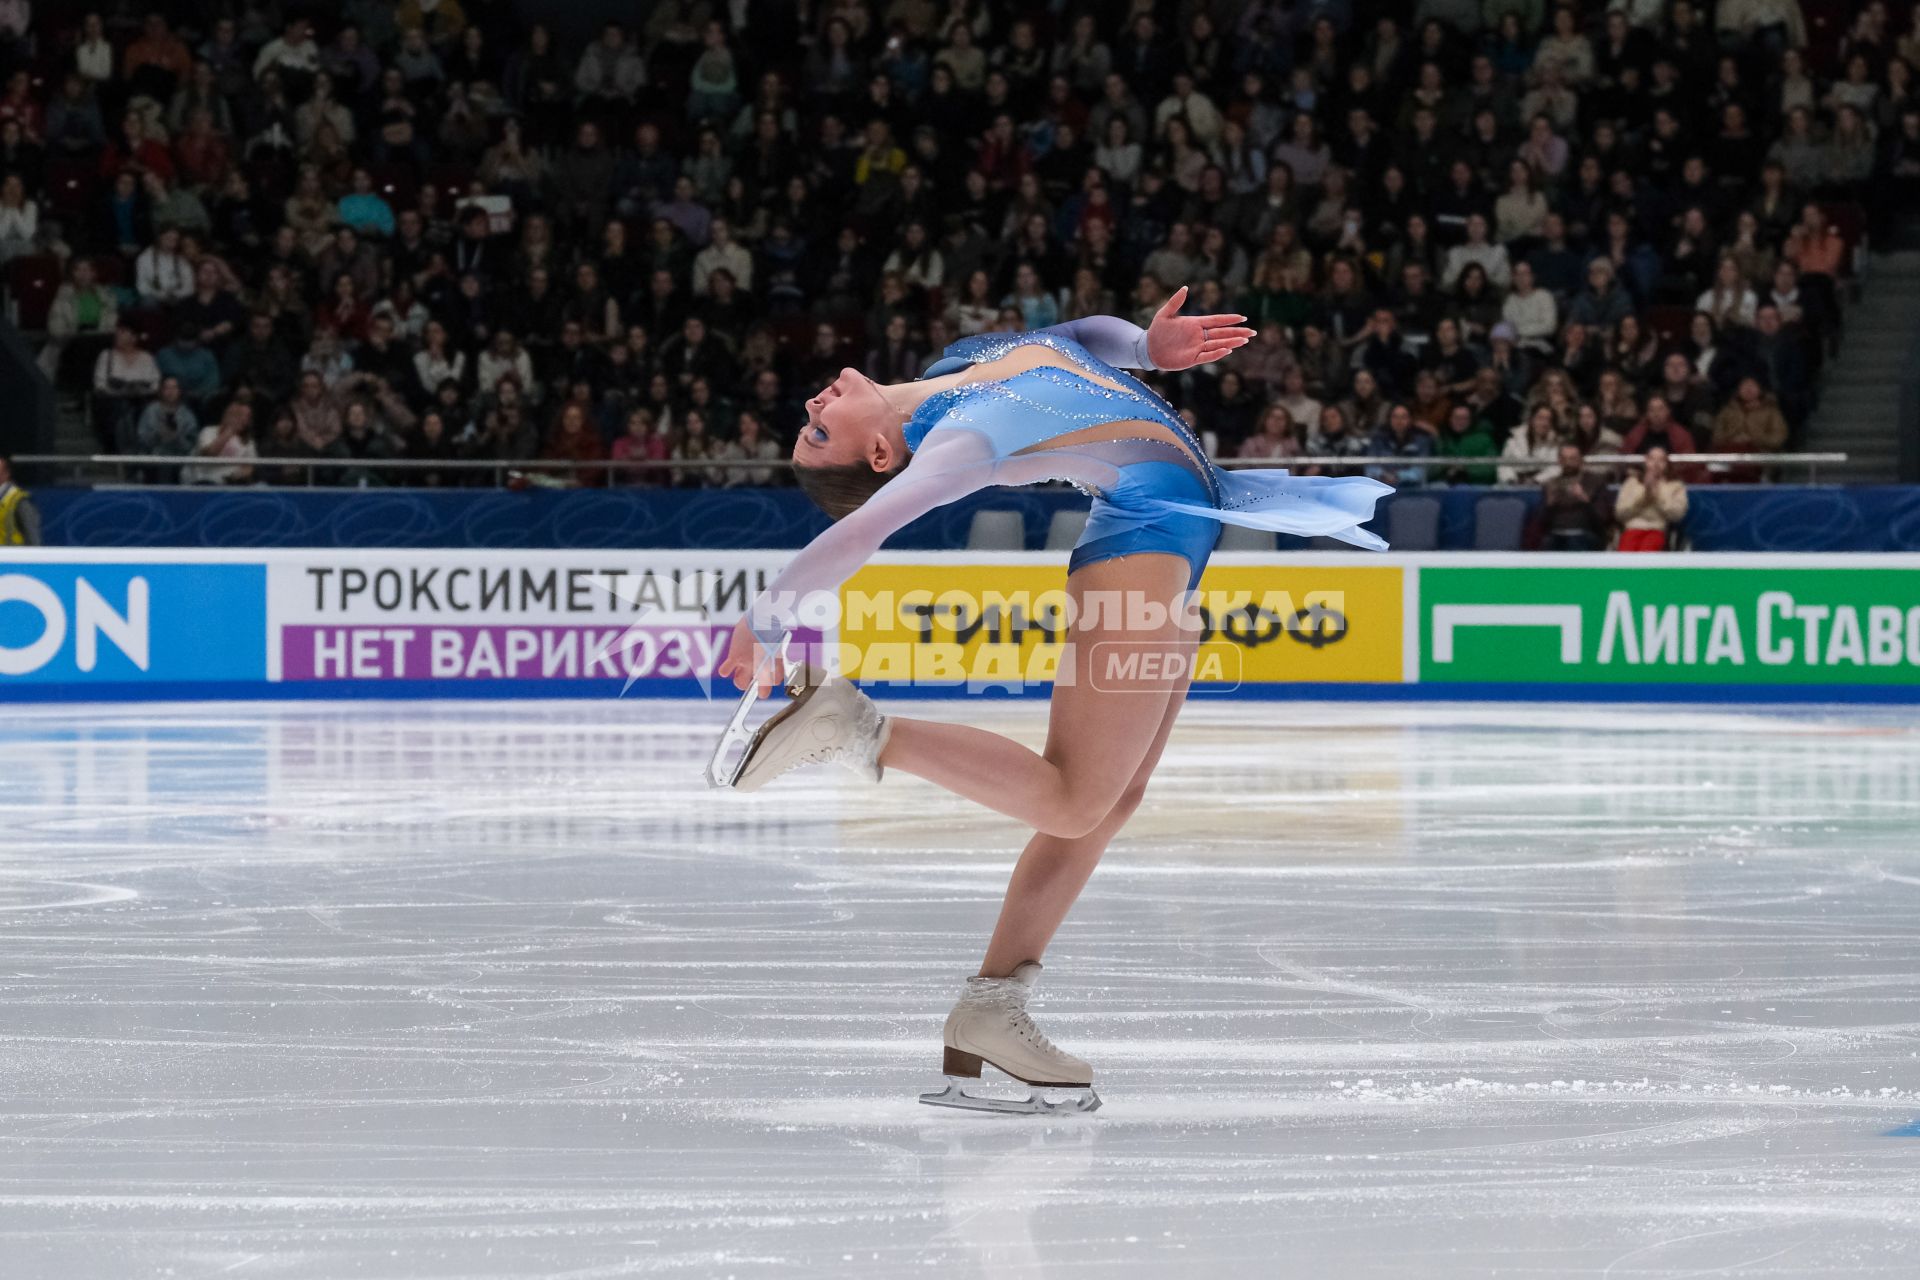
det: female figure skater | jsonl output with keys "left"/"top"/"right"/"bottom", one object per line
{"left": 717, "top": 290, "right": 1388, "bottom": 1111}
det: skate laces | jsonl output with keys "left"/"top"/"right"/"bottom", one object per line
{"left": 963, "top": 977, "right": 1062, "bottom": 1056}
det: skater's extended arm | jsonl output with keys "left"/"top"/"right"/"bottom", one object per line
{"left": 1043, "top": 287, "right": 1252, "bottom": 371}
{"left": 722, "top": 430, "right": 1002, "bottom": 691}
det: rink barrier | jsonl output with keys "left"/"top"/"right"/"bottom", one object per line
{"left": 29, "top": 483, "right": 1920, "bottom": 554}
{"left": 2, "top": 549, "right": 1918, "bottom": 703}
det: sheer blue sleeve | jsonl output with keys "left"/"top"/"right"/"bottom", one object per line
{"left": 746, "top": 430, "right": 1001, "bottom": 647}
{"left": 1039, "top": 316, "right": 1155, "bottom": 370}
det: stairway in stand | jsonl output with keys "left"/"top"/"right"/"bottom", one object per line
{"left": 1801, "top": 247, "right": 1920, "bottom": 483}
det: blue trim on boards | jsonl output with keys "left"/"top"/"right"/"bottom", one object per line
{"left": 2, "top": 679, "right": 705, "bottom": 704}
{"left": 11, "top": 680, "right": 1920, "bottom": 706}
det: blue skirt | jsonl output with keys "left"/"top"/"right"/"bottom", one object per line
{"left": 1068, "top": 465, "right": 1392, "bottom": 590}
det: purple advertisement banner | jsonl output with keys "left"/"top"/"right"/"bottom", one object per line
{"left": 280, "top": 624, "right": 733, "bottom": 682}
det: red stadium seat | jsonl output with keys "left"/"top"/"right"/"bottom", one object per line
{"left": 45, "top": 158, "right": 97, "bottom": 219}
{"left": 5, "top": 253, "right": 61, "bottom": 329}
{"left": 425, "top": 163, "right": 476, "bottom": 205}
{"left": 1801, "top": 0, "right": 1849, "bottom": 74}
{"left": 829, "top": 316, "right": 865, "bottom": 351}
{"left": 122, "top": 305, "right": 172, "bottom": 348}
{"left": 368, "top": 163, "right": 419, "bottom": 209}
{"left": 1820, "top": 203, "right": 1867, "bottom": 278}
{"left": 89, "top": 254, "right": 127, "bottom": 288}
{"left": 1644, "top": 305, "right": 1694, "bottom": 349}
{"left": 770, "top": 316, "right": 816, "bottom": 353}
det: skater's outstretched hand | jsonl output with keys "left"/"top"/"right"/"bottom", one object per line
{"left": 1145, "top": 285, "right": 1255, "bottom": 371}
{"left": 718, "top": 618, "right": 784, "bottom": 696}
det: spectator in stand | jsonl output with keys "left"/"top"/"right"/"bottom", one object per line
{"left": 1368, "top": 401, "right": 1434, "bottom": 488}
{"left": 90, "top": 321, "right": 161, "bottom": 450}
{"left": 290, "top": 370, "right": 344, "bottom": 455}
{"left": 156, "top": 330, "right": 222, "bottom": 408}
{"left": 123, "top": 14, "right": 192, "bottom": 110}
{"left": 1238, "top": 404, "right": 1303, "bottom": 462}
{"left": 608, "top": 407, "right": 665, "bottom": 484}
{"left": 1655, "top": 353, "right": 1715, "bottom": 439}
{"left": 542, "top": 400, "right": 606, "bottom": 486}
{"left": 575, "top": 22, "right": 646, "bottom": 126}
{"left": 176, "top": 262, "right": 246, "bottom": 356}
{"left": 1499, "top": 404, "right": 1563, "bottom": 486}
{"left": 1621, "top": 396, "right": 1701, "bottom": 464}
{"left": 101, "top": 109, "right": 174, "bottom": 183}
{"left": 336, "top": 168, "right": 395, "bottom": 238}
{"left": 1733, "top": 303, "right": 1813, "bottom": 429}
{"left": 1711, "top": 376, "right": 1791, "bottom": 480}
{"left": 1500, "top": 262, "right": 1557, "bottom": 355}
{"left": 187, "top": 399, "right": 258, "bottom": 485}
{"left": 1304, "top": 403, "right": 1369, "bottom": 476}
{"left": 224, "top": 312, "right": 297, "bottom": 405}
{"left": 136, "top": 375, "right": 200, "bottom": 461}
{"left": 717, "top": 409, "right": 782, "bottom": 487}
{"left": 1697, "top": 257, "right": 1759, "bottom": 330}
{"left": 1568, "top": 258, "right": 1633, "bottom": 331}
{"left": 1437, "top": 402, "right": 1499, "bottom": 485}
{"left": 0, "top": 170, "right": 36, "bottom": 263}
{"left": 253, "top": 18, "right": 321, "bottom": 92}
{"left": 135, "top": 225, "right": 195, "bottom": 304}
{"left": 39, "top": 257, "right": 116, "bottom": 379}
{"left": 1538, "top": 443, "right": 1611, "bottom": 551}
{"left": 1615, "top": 446, "right": 1689, "bottom": 551}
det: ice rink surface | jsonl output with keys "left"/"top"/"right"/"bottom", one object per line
{"left": 2, "top": 697, "right": 1918, "bottom": 1278}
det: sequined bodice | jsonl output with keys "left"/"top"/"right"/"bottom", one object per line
{"left": 909, "top": 333, "right": 1223, "bottom": 507}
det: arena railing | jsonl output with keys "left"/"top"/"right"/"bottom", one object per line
{"left": 12, "top": 452, "right": 1851, "bottom": 487}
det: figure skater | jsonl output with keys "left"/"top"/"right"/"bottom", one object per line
{"left": 716, "top": 289, "right": 1389, "bottom": 1112}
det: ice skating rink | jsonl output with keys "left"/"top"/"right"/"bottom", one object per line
{"left": 3, "top": 698, "right": 1918, "bottom": 1278}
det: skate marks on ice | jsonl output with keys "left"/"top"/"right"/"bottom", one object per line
{"left": 1, "top": 701, "right": 1919, "bottom": 1276}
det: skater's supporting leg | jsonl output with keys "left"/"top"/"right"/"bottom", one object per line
{"left": 978, "top": 676, "right": 1190, "bottom": 978}
{"left": 880, "top": 554, "right": 1194, "bottom": 840}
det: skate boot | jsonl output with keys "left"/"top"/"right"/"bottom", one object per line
{"left": 919, "top": 962, "right": 1101, "bottom": 1115}
{"left": 731, "top": 664, "right": 891, "bottom": 793}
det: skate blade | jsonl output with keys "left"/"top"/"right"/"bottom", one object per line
{"left": 918, "top": 1077, "right": 1102, "bottom": 1116}
{"left": 704, "top": 633, "right": 800, "bottom": 788}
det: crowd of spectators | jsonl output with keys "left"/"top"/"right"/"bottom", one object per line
{"left": 2, "top": 0, "right": 1913, "bottom": 504}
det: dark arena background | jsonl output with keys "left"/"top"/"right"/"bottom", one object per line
{"left": 3, "top": 1, "right": 1920, "bottom": 1277}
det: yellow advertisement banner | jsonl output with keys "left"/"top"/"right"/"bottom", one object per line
{"left": 835, "top": 562, "right": 1404, "bottom": 686}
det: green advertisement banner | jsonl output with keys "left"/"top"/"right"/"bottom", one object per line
{"left": 1419, "top": 567, "right": 1920, "bottom": 686}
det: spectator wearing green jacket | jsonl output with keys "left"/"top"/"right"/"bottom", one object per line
{"left": 1437, "top": 403, "right": 1499, "bottom": 485}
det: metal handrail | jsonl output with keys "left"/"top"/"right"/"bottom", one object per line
{"left": 1216, "top": 452, "right": 1846, "bottom": 472}
{"left": 13, "top": 450, "right": 1848, "bottom": 482}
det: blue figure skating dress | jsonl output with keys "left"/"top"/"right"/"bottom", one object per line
{"left": 748, "top": 319, "right": 1389, "bottom": 640}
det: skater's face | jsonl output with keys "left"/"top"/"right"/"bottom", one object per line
{"left": 794, "top": 367, "right": 900, "bottom": 472}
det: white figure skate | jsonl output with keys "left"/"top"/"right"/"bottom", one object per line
{"left": 919, "top": 962, "right": 1102, "bottom": 1115}
{"left": 710, "top": 655, "right": 891, "bottom": 793}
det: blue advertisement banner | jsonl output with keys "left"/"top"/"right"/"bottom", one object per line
{"left": 0, "top": 562, "right": 266, "bottom": 686}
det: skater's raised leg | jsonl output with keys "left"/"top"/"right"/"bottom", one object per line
{"left": 880, "top": 553, "right": 1196, "bottom": 840}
